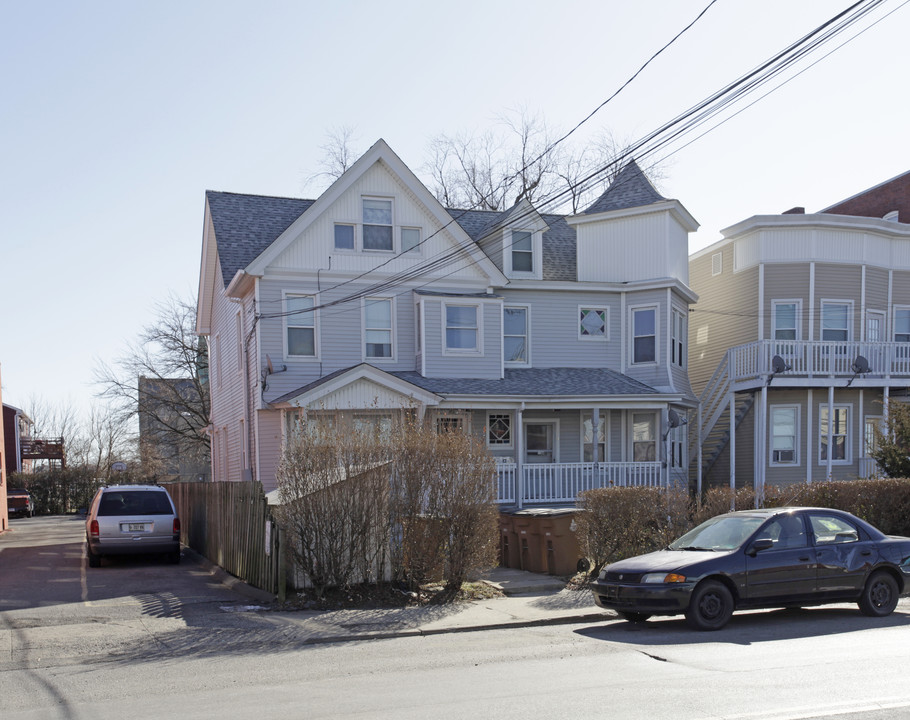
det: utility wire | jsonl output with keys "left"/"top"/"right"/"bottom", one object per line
{"left": 258, "top": 0, "right": 892, "bottom": 323}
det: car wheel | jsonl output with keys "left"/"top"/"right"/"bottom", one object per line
{"left": 685, "top": 580, "right": 734, "bottom": 631}
{"left": 87, "top": 546, "right": 101, "bottom": 568}
{"left": 618, "top": 611, "right": 651, "bottom": 623}
{"left": 858, "top": 570, "right": 899, "bottom": 617}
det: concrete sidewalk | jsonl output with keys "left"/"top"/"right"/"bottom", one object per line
{"left": 193, "top": 552, "right": 611, "bottom": 644}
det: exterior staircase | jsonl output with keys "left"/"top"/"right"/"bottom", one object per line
{"left": 688, "top": 350, "right": 754, "bottom": 489}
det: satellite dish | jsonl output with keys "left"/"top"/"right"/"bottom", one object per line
{"left": 668, "top": 409, "right": 681, "bottom": 429}
{"left": 266, "top": 354, "right": 275, "bottom": 374}
{"left": 771, "top": 355, "right": 791, "bottom": 374}
{"left": 852, "top": 355, "right": 870, "bottom": 374}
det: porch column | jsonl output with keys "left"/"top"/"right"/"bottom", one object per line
{"left": 516, "top": 403, "right": 525, "bottom": 509}
{"left": 697, "top": 403, "right": 703, "bottom": 496}
{"left": 757, "top": 386, "right": 768, "bottom": 508}
{"left": 826, "top": 385, "right": 834, "bottom": 480}
{"left": 807, "top": 389, "right": 814, "bottom": 484}
{"left": 728, "top": 392, "right": 736, "bottom": 507}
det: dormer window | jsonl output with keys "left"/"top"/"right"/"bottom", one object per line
{"left": 504, "top": 228, "right": 542, "bottom": 278}
{"left": 363, "top": 198, "right": 393, "bottom": 251}
{"left": 511, "top": 231, "right": 533, "bottom": 272}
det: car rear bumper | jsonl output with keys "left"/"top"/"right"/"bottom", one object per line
{"left": 590, "top": 579, "right": 694, "bottom": 615}
{"left": 87, "top": 537, "right": 180, "bottom": 556}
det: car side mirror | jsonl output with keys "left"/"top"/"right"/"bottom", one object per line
{"left": 747, "top": 538, "right": 774, "bottom": 556}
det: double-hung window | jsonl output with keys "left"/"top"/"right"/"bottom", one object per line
{"left": 895, "top": 307, "right": 910, "bottom": 343}
{"left": 632, "top": 307, "right": 657, "bottom": 364}
{"left": 821, "top": 301, "right": 851, "bottom": 342}
{"left": 504, "top": 306, "right": 528, "bottom": 363}
{"left": 819, "top": 404, "right": 850, "bottom": 463}
{"left": 286, "top": 294, "right": 316, "bottom": 357}
{"left": 511, "top": 231, "right": 533, "bottom": 273}
{"left": 364, "top": 297, "right": 393, "bottom": 359}
{"left": 671, "top": 309, "right": 686, "bottom": 367}
{"left": 772, "top": 301, "right": 799, "bottom": 340}
{"left": 770, "top": 405, "right": 798, "bottom": 465}
{"left": 363, "top": 198, "right": 393, "bottom": 251}
{"left": 579, "top": 307, "right": 607, "bottom": 340}
{"left": 582, "top": 412, "right": 606, "bottom": 462}
{"left": 445, "top": 304, "right": 479, "bottom": 352}
{"left": 632, "top": 413, "right": 656, "bottom": 461}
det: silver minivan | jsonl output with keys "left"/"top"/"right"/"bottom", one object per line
{"left": 85, "top": 485, "right": 181, "bottom": 567}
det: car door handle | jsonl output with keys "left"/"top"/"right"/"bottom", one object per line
{"left": 799, "top": 556, "right": 811, "bottom": 562}
{"left": 861, "top": 550, "right": 872, "bottom": 556}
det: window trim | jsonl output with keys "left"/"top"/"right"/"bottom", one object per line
{"left": 487, "top": 412, "right": 513, "bottom": 449}
{"left": 671, "top": 307, "right": 686, "bottom": 368}
{"left": 893, "top": 305, "right": 910, "bottom": 343}
{"left": 362, "top": 296, "right": 395, "bottom": 362}
{"left": 504, "top": 304, "right": 530, "bottom": 366}
{"left": 769, "top": 404, "right": 800, "bottom": 467}
{"left": 442, "top": 301, "right": 483, "bottom": 356}
{"left": 581, "top": 411, "right": 608, "bottom": 463}
{"left": 819, "top": 299, "right": 853, "bottom": 342}
{"left": 771, "top": 299, "right": 802, "bottom": 342}
{"left": 630, "top": 412, "right": 657, "bottom": 462}
{"left": 362, "top": 196, "right": 394, "bottom": 253}
{"left": 333, "top": 222, "right": 356, "bottom": 251}
{"left": 578, "top": 306, "right": 609, "bottom": 342}
{"left": 818, "top": 403, "right": 852, "bottom": 465}
{"left": 283, "top": 291, "right": 319, "bottom": 360}
{"left": 503, "top": 228, "right": 542, "bottom": 279}
{"left": 711, "top": 252, "right": 722, "bottom": 276}
{"left": 630, "top": 305, "right": 659, "bottom": 365}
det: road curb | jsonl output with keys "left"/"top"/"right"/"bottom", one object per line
{"left": 288, "top": 612, "right": 610, "bottom": 646}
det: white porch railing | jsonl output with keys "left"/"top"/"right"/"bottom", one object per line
{"left": 730, "top": 340, "right": 910, "bottom": 385}
{"left": 496, "top": 461, "right": 663, "bottom": 505}
{"left": 858, "top": 457, "right": 881, "bottom": 480}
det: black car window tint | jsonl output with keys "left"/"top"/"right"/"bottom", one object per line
{"left": 762, "top": 516, "right": 808, "bottom": 549}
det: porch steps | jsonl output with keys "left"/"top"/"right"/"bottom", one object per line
{"left": 692, "top": 392, "right": 754, "bottom": 481}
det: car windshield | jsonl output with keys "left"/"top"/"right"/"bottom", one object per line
{"left": 98, "top": 491, "right": 173, "bottom": 516}
{"left": 668, "top": 515, "right": 767, "bottom": 551}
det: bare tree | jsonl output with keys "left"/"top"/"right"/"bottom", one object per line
{"left": 303, "top": 125, "right": 361, "bottom": 193}
{"left": 94, "top": 294, "right": 210, "bottom": 479}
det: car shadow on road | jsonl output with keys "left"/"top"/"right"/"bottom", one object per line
{"left": 575, "top": 606, "right": 910, "bottom": 645}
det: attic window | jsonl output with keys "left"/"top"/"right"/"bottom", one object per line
{"left": 363, "top": 198, "right": 393, "bottom": 251}
{"left": 511, "top": 231, "right": 533, "bottom": 272}
{"left": 711, "top": 252, "right": 722, "bottom": 276}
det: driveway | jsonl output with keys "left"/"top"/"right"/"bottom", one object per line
{"left": 0, "top": 515, "right": 273, "bottom": 673}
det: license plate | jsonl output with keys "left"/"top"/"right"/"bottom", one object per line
{"left": 127, "top": 523, "right": 148, "bottom": 532}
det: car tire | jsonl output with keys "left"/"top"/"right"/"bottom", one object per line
{"left": 618, "top": 611, "right": 651, "bottom": 623}
{"left": 685, "top": 580, "right": 734, "bottom": 631}
{"left": 858, "top": 570, "right": 899, "bottom": 617}
{"left": 87, "top": 546, "right": 101, "bottom": 568}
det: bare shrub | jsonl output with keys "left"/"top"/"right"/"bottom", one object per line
{"left": 390, "top": 417, "right": 499, "bottom": 595}
{"left": 575, "top": 486, "right": 689, "bottom": 576}
{"left": 275, "top": 413, "right": 391, "bottom": 599}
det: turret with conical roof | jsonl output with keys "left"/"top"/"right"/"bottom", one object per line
{"left": 583, "top": 159, "right": 667, "bottom": 215}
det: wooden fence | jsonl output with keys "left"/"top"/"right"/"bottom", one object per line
{"left": 168, "top": 481, "right": 284, "bottom": 599}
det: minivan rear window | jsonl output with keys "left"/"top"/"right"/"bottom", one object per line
{"left": 98, "top": 491, "right": 173, "bottom": 516}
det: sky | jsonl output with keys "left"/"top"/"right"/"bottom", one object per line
{"left": 2, "top": 0, "right": 909, "bottom": 422}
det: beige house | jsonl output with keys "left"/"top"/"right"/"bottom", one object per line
{"left": 689, "top": 171, "right": 910, "bottom": 494}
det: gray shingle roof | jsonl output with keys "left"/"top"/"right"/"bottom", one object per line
{"left": 207, "top": 191, "right": 315, "bottom": 286}
{"left": 389, "top": 367, "right": 659, "bottom": 397}
{"left": 583, "top": 160, "right": 666, "bottom": 215}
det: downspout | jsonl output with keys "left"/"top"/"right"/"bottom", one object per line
{"left": 826, "top": 385, "right": 834, "bottom": 481}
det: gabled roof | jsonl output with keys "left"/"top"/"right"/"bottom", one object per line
{"left": 206, "top": 192, "right": 315, "bottom": 287}
{"left": 582, "top": 160, "right": 666, "bottom": 215}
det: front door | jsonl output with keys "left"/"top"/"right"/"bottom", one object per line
{"left": 525, "top": 423, "right": 554, "bottom": 463}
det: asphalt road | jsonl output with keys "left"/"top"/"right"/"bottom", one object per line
{"left": 3, "top": 516, "right": 910, "bottom": 720}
